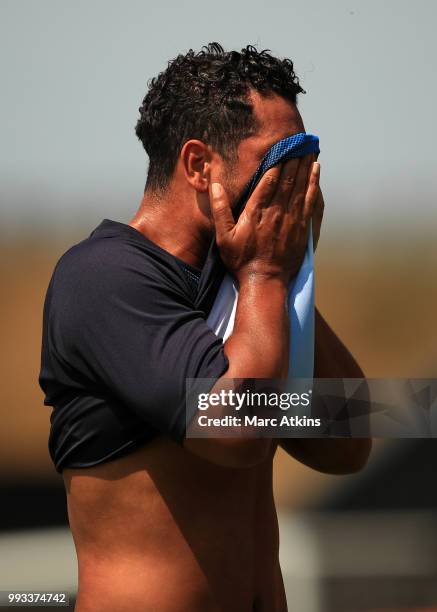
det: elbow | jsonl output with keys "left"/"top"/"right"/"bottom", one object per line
{"left": 184, "top": 437, "right": 272, "bottom": 469}
{"left": 280, "top": 437, "right": 372, "bottom": 475}
{"left": 219, "top": 438, "right": 273, "bottom": 468}
{"left": 326, "top": 438, "right": 372, "bottom": 475}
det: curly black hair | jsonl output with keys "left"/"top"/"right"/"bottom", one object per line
{"left": 135, "top": 42, "right": 305, "bottom": 193}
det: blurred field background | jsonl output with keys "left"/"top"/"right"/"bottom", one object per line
{"left": 1, "top": 0, "right": 437, "bottom": 610}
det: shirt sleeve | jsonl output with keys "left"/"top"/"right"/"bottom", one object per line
{"left": 49, "top": 240, "right": 229, "bottom": 442}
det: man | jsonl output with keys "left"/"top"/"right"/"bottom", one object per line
{"left": 40, "top": 43, "right": 371, "bottom": 611}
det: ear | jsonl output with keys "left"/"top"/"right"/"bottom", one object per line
{"left": 180, "top": 140, "right": 211, "bottom": 193}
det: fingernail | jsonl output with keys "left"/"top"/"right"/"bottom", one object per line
{"left": 313, "top": 162, "right": 320, "bottom": 176}
{"left": 211, "top": 182, "right": 223, "bottom": 197}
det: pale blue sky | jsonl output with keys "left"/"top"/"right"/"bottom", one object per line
{"left": 1, "top": 0, "right": 436, "bottom": 238}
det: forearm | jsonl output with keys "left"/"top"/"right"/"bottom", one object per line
{"left": 223, "top": 276, "right": 289, "bottom": 379}
{"left": 279, "top": 307, "right": 371, "bottom": 474}
{"left": 184, "top": 276, "right": 288, "bottom": 468}
{"left": 314, "top": 307, "right": 364, "bottom": 377}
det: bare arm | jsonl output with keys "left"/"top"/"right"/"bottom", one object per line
{"left": 314, "top": 307, "right": 364, "bottom": 378}
{"left": 184, "top": 155, "right": 320, "bottom": 467}
{"left": 279, "top": 307, "right": 372, "bottom": 474}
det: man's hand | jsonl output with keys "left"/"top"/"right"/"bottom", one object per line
{"left": 210, "top": 154, "right": 320, "bottom": 283}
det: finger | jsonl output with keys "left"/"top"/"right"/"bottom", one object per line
{"left": 244, "top": 164, "right": 282, "bottom": 218}
{"left": 311, "top": 187, "right": 324, "bottom": 252}
{"left": 303, "top": 162, "right": 321, "bottom": 219}
{"left": 312, "top": 187, "right": 325, "bottom": 220}
{"left": 271, "top": 157, "right": 300, "bottom": 210}
{"left": 209, "top": 182, "right": 235, "bottom": 243}
{"left": 288, "top": 154, "right": 314, "bottom": 214}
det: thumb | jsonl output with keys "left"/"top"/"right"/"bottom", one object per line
{"left": 209, "top": 182, "right": 235, "bottom": 243}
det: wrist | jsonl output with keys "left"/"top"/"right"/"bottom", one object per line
{"left": 238, "top": 273, "right": 288, "bottom": 297}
